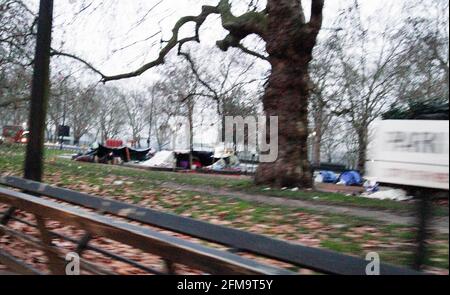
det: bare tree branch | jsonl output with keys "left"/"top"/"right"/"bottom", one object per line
{"left": 50, "top": 49, "right": 107, "bottom": 80}
{"left": 309, "top": 0, "right": 325, "bottom": 33}
{"left": 0, "top": 97, "right": 28, "bottom": 108}
{"left": 50, "top": 0, "right": 268, "bottom": 83}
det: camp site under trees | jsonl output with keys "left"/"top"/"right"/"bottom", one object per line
{"left": 0, "top": 0, "right": 449, "bottom": 283}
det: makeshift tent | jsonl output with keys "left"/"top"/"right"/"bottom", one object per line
{"left": 174, "top": 151, "right": 214, "bottom": 169}
{"left": 74, "top": 144, "right": 151, "bottom": 163}
{"left": 319, "top": 171, "right": 338, "bottom": 184}
{"left": 95, "top": 144, "right": 151, "bottom": 162}
{"left": 140, "top": 151, "right": 176, "bottom": 168}
{"left": 72, "top": 149, "right": 97, "bottom": 162}
{"left": 338, "top": 171, "right": 363, "bottom": 186}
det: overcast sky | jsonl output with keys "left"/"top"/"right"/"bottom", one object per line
{"left": 25, "top": 0, "right": 400, "bottom": 89}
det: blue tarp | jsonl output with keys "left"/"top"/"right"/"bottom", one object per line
{"left": 320, "top": 171, "right": 338, "bottom": 184}
{"left": 338, "top": 171, "right": 363, "bottom": 186}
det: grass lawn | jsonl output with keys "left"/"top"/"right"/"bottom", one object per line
{"left": 35, "top": 146, "right": 448, "bottom": 217}
{"left": 4, "top": 144, "right": 445, "bottom": 216}
{"left": 0, "top": 144, "right": 448, "bottom": 272}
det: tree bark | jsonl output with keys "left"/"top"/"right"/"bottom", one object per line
{"left": 255, "top": 0, "right": 320, "bottom": 188}
{"left": 357, "top": 128, "right": 368, "bottom": 175}
{"left": 187, "top": 99, "right": 194, "bottom": 169}
{"left": 312, "top": 107, "right": 324, "bottom": 166}
{"left": 73, "top": 136, "right": 81, "bottom": 146}
{"left": 313, "top": 130, "right": 322, "bottom": 167}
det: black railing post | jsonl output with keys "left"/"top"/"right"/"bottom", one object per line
{"left": 413, "top": 189, "right": 432, "bottom": 270}
{"left": 24, "top": 0, "right": 54, "bottom": 182}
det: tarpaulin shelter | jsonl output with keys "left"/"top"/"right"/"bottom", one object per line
{"left": 74, "top": 144, "right": 151, "bottom": 163}
{"left": 319, "top": 171, "right": 339, "bottom": 184}
{"left": 140, "top": 151, "right": 176, "bottom": 168}
{"left": 139, "top": 150, "right": 214, "bottom": 169}
{"left": 95, "top": 144, "right": 151, "bottom": 162}
{"left": 338, "top": 171, "right": 363, "bottom": 186}
{"left": 175, "top": 151, "right": 214, "bottom": 169}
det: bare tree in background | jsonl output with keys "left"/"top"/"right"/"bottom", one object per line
{"left": 309, "top": 37, "right": 342, "bottom": 167}
{"left": 96, "top": 86, "right": 127, "bottom": 143}
{"left": 0, "top": 0, "right": 35, "bottom": 69}
{"left": 156, "top": 60, "right": 202, "bottom": 159}
{"left": 149, "top": 89, "right": 177, "bottom": 151}
{"left": 332, "top": 2, "right": 404, "bottom": 174}
{"left": 66, "top": 85, "right": 99, "bottom": 145}
{"left": 0, "top": 66, "right": 31, "bottom": 126}
{"left": 182, "top": 49, "right": 262, "bottom": 149}
{"left": 122, "top": 91, "right": 150, "bottom": 148}
{"left": 155, "top": 121, "right": 171, "bottom": 151}
{"left": 392, "top": 0, "right": 449, "bottom": 106}
{"left": 320, "top": 118, "right": 345, "bottom": 164}
{"left": 0, "top": 0, "right": 34, "bottom": 112}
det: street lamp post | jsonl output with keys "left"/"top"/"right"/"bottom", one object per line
{"left": 24, "top": 0, "right": 54, "bottom": 182}
{"left": 59, "top": 97, "right": 67, "bottom": 150}
{"left": 148, "top": 93, "right": 155, "bottom": 149}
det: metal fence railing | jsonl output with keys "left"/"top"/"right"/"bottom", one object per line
{"left": 0, "top": 176, "right": 422, "bottom": 275}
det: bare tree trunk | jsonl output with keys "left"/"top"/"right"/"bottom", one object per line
{"left": 357, "top": 128, "right": 368, "bottom": 174}
{"left": 255, "top": 1, "right": 319, "bottom": 188}
{"left": 13, "top": 104, "right": 21, "bottom": 126}
{"left": 188, "top": 101, "right": 194, "bottom": 169}
{"left": 74, "top": 135, "right": 81, "bottom": 146}
{"left": 313, "top": 131, "right": 322, "bottom": 166}
{"left": 312, "top": 110, "right": 323, "bottom": 166}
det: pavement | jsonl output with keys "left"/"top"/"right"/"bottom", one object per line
{"left": 161, "top": 182, "right": 449, "bottom": 234}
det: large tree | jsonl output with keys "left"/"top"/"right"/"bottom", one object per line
{"left": 55, "top": 0, "right": 325, "bottom": 188}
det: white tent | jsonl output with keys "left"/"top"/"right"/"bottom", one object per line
{"left": 139, "top": 151, "right": 175, "bottom": 168}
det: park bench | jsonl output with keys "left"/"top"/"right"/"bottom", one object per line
{"left": 0, "top": 176, "right": 421, "bottom": 275}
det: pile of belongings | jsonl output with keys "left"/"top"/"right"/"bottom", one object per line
{"left": 315, "top": 170, "right": 363, "bottom": 186}
{"left": 73, "top": 144, "right": 152, "bottom": 164}
{"left": 363, "top": 180, "right": 380, "bottom": 193}
{"left": 207, "top": 146, "right": 241, "bottom": 172}
{"left": 361, "top": 188, "right": 413, "bottom": 201}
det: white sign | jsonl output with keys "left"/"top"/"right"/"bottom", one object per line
{"left": 366, "top": 120, "right": 449, "bottom": 190}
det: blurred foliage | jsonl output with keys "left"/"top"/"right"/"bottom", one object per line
{"left": 383, "top": 101, "right": 449, "bottom": 120}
